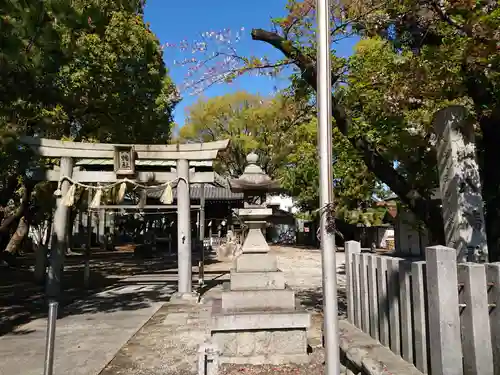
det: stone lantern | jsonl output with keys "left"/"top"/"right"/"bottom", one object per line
{"left": 209, "top": 152, "right": 310, "bottom": 365}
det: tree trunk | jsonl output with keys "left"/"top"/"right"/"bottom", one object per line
{"left": 479, "top": 116, "right": 500, "bottom": 261}
{"left": 251, "top": 28, "right": 445, "bottom": 244}
{"left": 0, "top": 181, "right": 35, "bottom": 233}
{"left": 44, "top": 214, "right": 53, "bottom": 248}
{"left": 34, "top": 244, "right": 48, "bottom": 284}
{"left": 0, "top": 181, "right": 35, "bottom": 252}
{"left": 4, "top": 217, "right": 29, "bottom": 254}
{"left": 0, "top": 175, "right": 20, "bottom": 207}
{"left": 462, "top": 65, "right": 500, "bottom": 262}
{"left": 67, "top": 193, "right": 85, "bottom": 253}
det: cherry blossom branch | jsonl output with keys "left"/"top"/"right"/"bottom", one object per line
{"left": 163, "top": 28, "right": 290, "bottom": 96}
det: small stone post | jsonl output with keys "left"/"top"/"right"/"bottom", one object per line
{"left": 198, "top": 342, "right": 219, "bottom": 375}
{"left": 426, "top": 245, "right": 463, "bottom": 375}
{"left": 345, "top": 240, "right": 361, "bottom": 324}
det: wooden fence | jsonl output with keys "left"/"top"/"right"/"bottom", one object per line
{"left": 345, "top": 241, "right": 500, "bottom": 375}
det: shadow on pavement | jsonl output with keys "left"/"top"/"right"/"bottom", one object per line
{"left": 296, "top": 286, "right": 348, "bottom": 317}
{"left": 61, "top": 282, "right": 174, "bottom": 318}
{"left": 0, "top": 250, "right": 220, "bottom": 335}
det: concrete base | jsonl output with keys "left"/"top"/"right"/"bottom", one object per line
{"left": 213, "top": 328, "right": 309, "bottom": 365}
{"left": 338, "top": 319, "right": 425, "bottom": 375}
{"left": 234, "top": 253, "right": 277, "bottom": 272}
{"left": 221, "top": 288, "right": 296, "bottom": 311}
{"left": 211, "top": 299, "right": 310, "bottom": 365}
{"left": 212, "top": 300, "right": 310, "bottom": 330}
{"left": 219, "top": 354, "right": 310, "bottom": 365}
{"left": 171, "top": 291, "right": 199, "bottom": 303}
{"left": 230, "top": 270, "right": 286, "bottom": 290}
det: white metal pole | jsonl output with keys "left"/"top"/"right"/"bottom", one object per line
{"left": 43, "top": 301, "right": 58, "bottom": 375}
{"left": 316, "top": 0, "right": 340, "bottom": 374}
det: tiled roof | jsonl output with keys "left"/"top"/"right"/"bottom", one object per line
{"left": 147, "top": 184, "right": 243, "bottom": 201}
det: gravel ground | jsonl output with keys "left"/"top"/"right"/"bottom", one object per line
{"left": 275, "top": 246, "right": 347, "bottom": 345}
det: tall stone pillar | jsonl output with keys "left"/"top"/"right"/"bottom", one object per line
{"left": 433, "top": 106, "right": 488, "bottom": 262}
{"left": 176, "top": 159, "right": 193, "bottom": 297}
{"left": 47, "top": 157, "right": 74, "bottom": 300}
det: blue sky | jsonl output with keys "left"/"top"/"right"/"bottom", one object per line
{"left": 144, "top": 0, "right": 358, "bottom": 127}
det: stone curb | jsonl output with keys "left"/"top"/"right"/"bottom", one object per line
{"left": 338, "top": 320, "right": 424, "bottom": 375}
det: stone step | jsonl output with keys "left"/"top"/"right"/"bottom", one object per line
{"left": 234, "top": 253, "right": 277, "bottom": 272}
{"left": 230, "top": 270, "right": 286, "bottom": 290}
{"left": 221, "top": 288, "right": 296, "bottom": 311}
{"left": 218, "top": 353, "right": 310, "bottom": 366}
{"left": 211, "top": 299, "right": 310, "bottom": 331}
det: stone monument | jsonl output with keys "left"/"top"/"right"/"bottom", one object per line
{"left": 209, "top": 152, "right": 310, "bottom": 364}
{"left": 433, "top": 105, "right": 488, "bottom": 262}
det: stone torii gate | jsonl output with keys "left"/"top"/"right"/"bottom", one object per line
{"left": 21, "top": 136, "right": 229, "bottom": 300}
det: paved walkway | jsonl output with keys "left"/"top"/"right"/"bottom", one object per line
{"left": 276, "top": 247, "right": 346, "bottom": 347}
{"left": 0, "top": 276, "right": 175, "bottom": 375}
{"left": 0, "top": 247, "right": 344, "bottom": 375}
{"left": 101, "top": 299, "right": 213, "bottom": 375}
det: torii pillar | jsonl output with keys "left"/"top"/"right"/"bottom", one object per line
{"left": 47, "top": 157, "right": 74, "bottom": 300}
{"left": 175, "top": 159, "right": 194, "bottom": 298}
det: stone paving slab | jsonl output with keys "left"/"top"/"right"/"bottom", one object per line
{"left": 0, "top": 281, "right": 174, "bottom": 375}
{"left": 100, "top": 300, "right": 213, "bottom": 375}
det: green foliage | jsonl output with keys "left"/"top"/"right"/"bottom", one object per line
{"left": 339, "top": 1, "right": 500, "bottom": 247}
{"left": 336, "top": 206, "right": 388, "bottom": 227}
{"left": 341, "top": 37, "right": 443, "bottom": 196}
{"left": 277, "top": 119, "right": 318, "bottom": 211}
{"left": 179, "top": 91, "right": 311, "bottom": 178}
{"left": 0, "top": 0, "right": 177, "bottom": 143}
{"left": 340, "top": 0, "right": 500, "bottom": 161}
{"left": 0, "top": 0, "right": 177, "bottom": 166}
{"left": 0, "top": 0, "right": 178, "bottom": 250}
{"left": 180, "top": 90, "right": 385, "bottom": 223}
{"left": 278, "top": 115, "right": 387, "bottom": 218}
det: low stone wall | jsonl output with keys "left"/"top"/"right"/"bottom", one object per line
{"left": 338, "top": 320, "right": 424, "bottom": 375}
